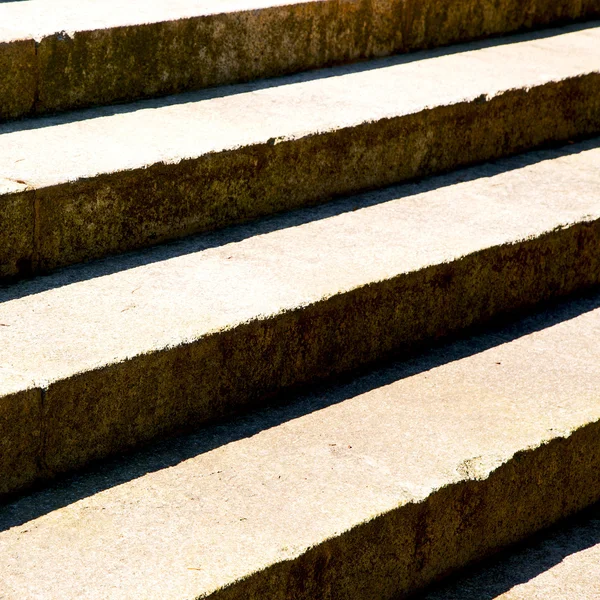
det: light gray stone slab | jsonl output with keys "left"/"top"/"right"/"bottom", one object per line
{"left": 0, "top": 368, "right": 42, "bottom": 497}
{"left": 0, "top": 139, "right": 599, "bottom": 495}
{"left": 2, "top": 24, "right": 599, "bottom": 189}
{"left": 1, "top": 24, "right": 600, "bottom": 275}
{"left": 1, "top": 293, "right": 600, "bottom": 598}
{"left": 2, "top": 141, "right": 598, "bottom": 384}
{"left": 0, "top": 0, "right": 598, "bottom": 118}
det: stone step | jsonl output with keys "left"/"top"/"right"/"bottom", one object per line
{"left": 1, "top": 138, "right": 599, "bottom": 499}
{"left": 1, "top": 0, "right": 599, "bottom": 121}
{"left": 2, "top": 23, "right": 600, "bottom": 280}
{"left": 2, "top": 291, "right": 600, "bottom": 599}
{"left": 419, "top": 502, "right": 600, "bottom": 599}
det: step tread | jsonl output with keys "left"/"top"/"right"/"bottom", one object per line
{"left": 420, "top": 504, "right": 600, "bottom": 599}
{"left": 1, "top": 140, "right": 598, "bottom": 387}
{"left": 0, "top": 0, "right": 287, "bottom": 40}
{"left": 1, "top": 24, "right": 599, "bottom": 190}
{"left": 2, "top": 293, "right": 600, "bottom": 599}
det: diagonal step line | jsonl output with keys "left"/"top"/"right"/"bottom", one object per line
{"left": 2, "top": 290, "right": 600, "bottom": 598}
{"left": 1, "top": 136, "right": 600, "bottom": 496}
{"left": 1, "top": 23, "right": 599, "bottom": 277}
{"left": 0, "top": 137, "right": 596, "bottom": 306}
{"left": 2, "top": 289, "right": 599, "bottom": 530}
{"left": 1, "top": 204, "right": 599, "bottom": 495}
{"left": 417, "top": 502, "right": 600, "bottom": 599}
{"left": 0, "top": 20, "right": 598, "bottom": 138}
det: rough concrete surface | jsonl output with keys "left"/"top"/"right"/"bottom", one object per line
{"left": 0, "top": 370, "right": 42, "bottom": 499}
{"left": 0, "top": 188, "right": 35, "bottom": 280}
{"left": 0, "top": 36, "right": 36, "bottom": 121}
{"left": 1, "top": 293, "right": 600, "bottom": 599}
{"left": 419, "top": 503, "right": 600, "bottom": 599}
{"left": 0, "top": 0, "right": 598, "bottom": 118}
{"left": 1, "top": 23, "right": 599, "bottom": 276}
{"left": 0, "top": 139, "right": 599, "bottom": 496}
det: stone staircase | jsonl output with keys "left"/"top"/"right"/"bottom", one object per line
{"left": 1, "top": 1, "right": 599, "bottom": 598}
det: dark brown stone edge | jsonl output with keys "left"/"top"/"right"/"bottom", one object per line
{"left": 1, "top": 218, "right": 598, "bottom": 500}
{"left": 2, "top": 73, "right": 599, "bottom": 281}
{"left": 206, "top": 420, "right": 600, "bottom": 600}
{"left": 1, "top": 0, "right": 599, "bottom": 121}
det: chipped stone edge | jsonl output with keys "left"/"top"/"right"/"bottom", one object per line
{"left": 202, "top": 420, "right": 600, "bottom": 599}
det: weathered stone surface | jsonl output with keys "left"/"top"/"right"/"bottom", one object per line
{"left": 420, "top": 504, "right": 600, "bottom": 599}
{"left": 1, "top": 25, "right": 599, "bottom": 276}
{"left": 0, "top": 370, "right": 42, "bottom": 498}
{"left": 0, "top": 139, "right": 599, "bottom": 495}
{"left": 0, "top": 0, "right": 598, "bottom": 119}
{"left": 0, "top": 186, "right": 35, "bottom": 280}
{"left": 1, "top": 294, "right": 600, "bottom": 598}
{"left": 0, "top": 35, "right": 36, "bottom": 121}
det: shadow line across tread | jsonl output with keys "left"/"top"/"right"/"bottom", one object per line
{"left": 418, "top": 502, "right": 600, "bottom": 599}
{"left": 1, "top": 138, "right": 599, "bottom": 498}
{"left": 1, "top": 23, "right": 600, "bottom": 278}
{"left": 2, "top": 291, "right": 600, "bottom": 599}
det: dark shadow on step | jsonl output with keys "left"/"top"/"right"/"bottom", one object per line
{"left": 1, "top": 137, "right": 599, "bottom": 304}
{"left": 1, "top": 289, "right": 600, "bottom": 533}
{"left": 1, "top": 20, "right": 597, "bottom": 135}
{"left": 413, "top": 502, "right": 600, "bottom": 599}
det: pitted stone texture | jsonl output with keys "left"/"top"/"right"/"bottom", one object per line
{"left": 1, "top": 24, "right": 600, "bottom": 274}
{"left": 0, "top": 139, "right": 599, "bottom": 495}
{"left": 0, "top": 370, "right": 42, "bottom": 497}
{"left": 0, "top": 37, "right": 36, "bottom": 121}
{"left": 1, "top": 294, "right": 600, "bottom": 598}
{"left": 420, "top": 504, "right": 600, "bottom": 599}
{"left": 0, "top": 189, "right": 35, "bottom": 279}
{"left": 0, "top": 0, "right": 598, "bottom": 118}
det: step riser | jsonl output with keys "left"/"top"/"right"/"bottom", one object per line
{"left": 4, "top": 219, "right": 600, "bottom": 499}
{"left": 4, "top": 74, "right": 600, "bottom": 281}
{"left": 207, "top": 421, "right": 600, "bottom": 600}
{"left": 421, "top": 505, "right": 600, "bottom": 599}
{"left": 0, "top": 38, "right": 35, "bottom": 122}
{"left": 0, "top": 385, "right": 40, "bottom": 500}
{"left": 2, "top": 0, "right": 599, "bottom": 121}
{"left": 4, "top": 288, "right": 600, "bottom": 598}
